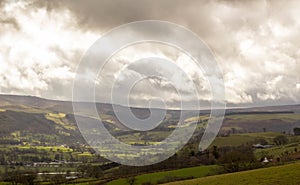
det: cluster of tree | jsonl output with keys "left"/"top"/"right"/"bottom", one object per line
{"left": 3, "top": 171, "right": 37, "bottom": 185}
{"left": 273, "top": 135, "right": 288, "bottom": 145}
{"left": 214, "top": 146, "right": 262, "bottom": 172}
{"left": 2, "top": 128, "right": 299, "bottom": 184}
{"left": 111, "top": 145, "right": 263, "bottom": 184}
{"left": 294, "top": 127, "right": 300, "bottom": 136}
{"left": 77, "top": 164, "right": 103, "bottom": 178}
{"left": 0, "top": 146, "right": 108, "bottom": 167}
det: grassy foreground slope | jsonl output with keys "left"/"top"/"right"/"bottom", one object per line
{"left": 164, "top": 163, "right": 300, "bottom": 185}
{"left": 107, "top": 165, "right": 218, "bottom": 185}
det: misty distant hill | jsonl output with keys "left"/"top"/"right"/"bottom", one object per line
{"left": 0, "top": 94, "right": 299, "bottom": 145}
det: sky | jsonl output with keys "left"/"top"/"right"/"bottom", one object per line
{"left": 0, "top": 0, "right": 300, "bottom": 108}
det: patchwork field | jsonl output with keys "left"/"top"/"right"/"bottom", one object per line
{"left": 1, "top": 95, "right": 300, "bottom": 185}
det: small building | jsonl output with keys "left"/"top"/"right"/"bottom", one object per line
{"left": 262, "top": 157, "right": 269, "bottom": 163}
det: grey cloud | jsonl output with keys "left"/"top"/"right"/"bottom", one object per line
{"left": 1, "top": 0, "right": 300, "bottom": 108}
{"left": 58, "top": 0, "right": 189, "bottom": 30}
{"left": 27, "top": 0, "right": 63, "bottom": 13}
{"left": 0, "top": 17, "right": 20, "bottom": 30}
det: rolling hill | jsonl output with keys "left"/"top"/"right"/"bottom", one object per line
{"left": 0, "top": 94, "right": 300, "bottom": 146}
{"left": 163, "top": 162, "right": 300, "bottom": 185}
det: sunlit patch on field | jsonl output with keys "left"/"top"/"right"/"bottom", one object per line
{"left": 45, "top": 112, "right": 76, "bottom": 130}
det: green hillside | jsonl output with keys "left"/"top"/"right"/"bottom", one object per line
{"left": 164, "top": 162, "right": 300, "bottom": 185}
{"left": 107, "top": 165, "right": 219, "bottom": 185}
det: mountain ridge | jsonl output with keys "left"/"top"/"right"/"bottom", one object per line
{"left": 1, "top": 93, "right": 300, "bottom": 113}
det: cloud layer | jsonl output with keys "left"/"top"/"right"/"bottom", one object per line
{"left": 0, "top": 0, "right": 300, "bottom": 108}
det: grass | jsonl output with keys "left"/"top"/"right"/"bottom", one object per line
{"left": 0, "top": 165, "right": 76, "bottom": 174}
{"left": 227, "top": 113, "right": 300, "bottom": 122}
{"left": 255, "top": 142, "right": 300, "bottom": 158}
{"left": 212, "top": 135, "right": 255, "bottom": 147}
{"left": 106, "top": 165, "right": 219, "bottom": 185}
{"left": 1, "top": 105, "right": 49, "bottom": 114}
{"left": 184, "top": 115, "right": 209, "bottom": 123}
{"left": 212, "top": 132, "right": 286, "bottom": 147}
{"left": 45, "top": 112, "right": 76, "bottom": 130}
{"left": 117, "top": 131, "right": 172, "bottom": 144}
{"left": 8, "top": 145, "right": 73, "bottom": 152}
{"left": 68, "top": 178, "right": 104, "bottom": 185}
{"left": 240, "top": 132, "right": 284, "bottom": 138}
{"left": 164, "top": 162, "right": 300, "bottom": 185}
{"left": 77, "top": 152, "right": 93, "bottom": 157}
{"left": 211, "top": 132, "right": 300, "bottom": 159}
{"left": 47, "top": 113, "right": 66, "bottom": 118}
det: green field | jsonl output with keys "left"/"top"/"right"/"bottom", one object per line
{"left": 255, "top": 142, "right": 300, "bottom": 159}
{"left": 211, "top": 132, "right": 300, "bottom": 159}
{"left": 1, "top": 95, "right": 300, "bottom": 185}
{"left": 212, "top": 134, "right": 257, "bottom": 147}
{"left": 164, "top": 162, "right": 300, "bottom": 185}
{"left": 212, "top": 132, "right": 280, "bottom": 147}
{"left": 226, "top": 113, "right": 300, "bottom": 122}
{"left": 106, "top": 165, "right": 219, "bottom": 185}
{"left": 211, "top": 132, "right": 300, "bottom": 147}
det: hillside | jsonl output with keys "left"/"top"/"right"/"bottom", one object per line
{"left": 0, "top": 94, "right": 300, "bottom": 145}
{"left": 0, "top": 110, "right": 85, "bottom": 145}
{"left": 164, "top": 162, "right": 300, "bottom": 185}
{"left": 0, "top": 94, "right": 300, "bottom": 184}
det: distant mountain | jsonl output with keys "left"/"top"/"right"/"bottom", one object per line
{"left": 0, "top": 94, "right": 299, "bottom": 145}
{"left": 1, "top": 94, "right": 300, "bottom": 114}
{"left": 0, "top": 94, "right": 183, "bottom": 145}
